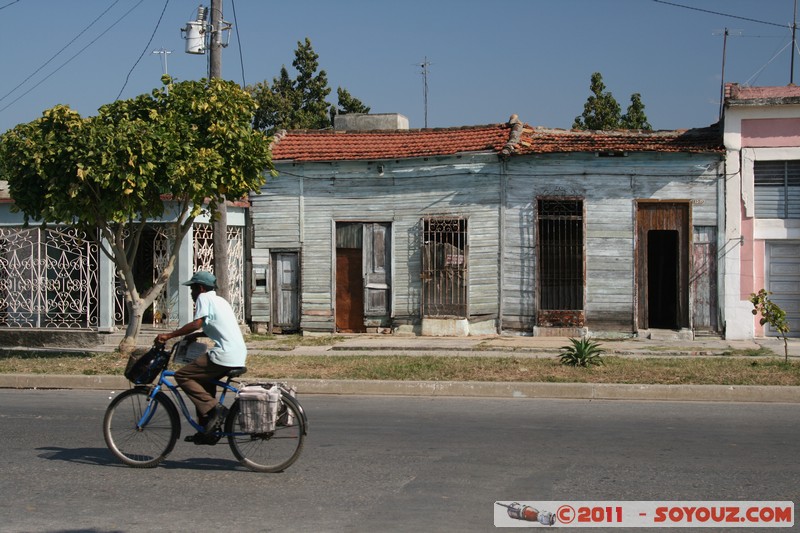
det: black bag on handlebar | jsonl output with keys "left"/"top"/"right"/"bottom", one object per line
{"left": 124, "top": 344, "right": 170, "bottom": 385}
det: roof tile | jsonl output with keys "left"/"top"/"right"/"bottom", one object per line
{"left": 271, "top": 120, "right": 723, "bottom": 162}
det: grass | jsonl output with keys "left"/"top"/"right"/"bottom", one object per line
{"left": 246, "top": 334, "right": 346, "bottom": 349}
{"left": 1, "top": 349, "right": 798, "bottom": 386}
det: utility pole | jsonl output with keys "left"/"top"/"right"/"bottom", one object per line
{"left": 209, "top": 0, "right": 230, "bottom": 300}
{"left": 420, "top": 57, "right": 430, "bottom": 128}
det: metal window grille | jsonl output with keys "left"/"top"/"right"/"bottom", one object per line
{"left": 421, "top": 217, "right": 467, "bottom": 317}
{"left": 754, "top": 160, "right": 800, "bottom": 219}
{"left": 537, "top": 199, "right": 584, "bottom": 311}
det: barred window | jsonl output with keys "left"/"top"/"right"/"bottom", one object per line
{"left": 754, "top": 160, "right": 800, "bottom": 219}
{"left": 537, "top": 198, "right": 584, "bottom": 311}
{"left": 421, "top": 217, "right": 467, "bottom": 317}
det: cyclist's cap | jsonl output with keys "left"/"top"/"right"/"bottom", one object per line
{"left": 183, "top": 271, "right": 217, "bottom": 289}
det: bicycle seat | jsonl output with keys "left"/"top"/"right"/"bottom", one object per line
{"left": 226, "top": 366, "right": 247, "bottom": 378}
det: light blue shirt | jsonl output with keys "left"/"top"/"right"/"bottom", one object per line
{"left": 194, "top": 290, "right": 247, "bottom": 367}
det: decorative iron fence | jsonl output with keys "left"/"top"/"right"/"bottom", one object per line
{"left": 114, "top": 223, "right": 244, "bottom": 327}
{"left": 192, "top": 223, "right": 245, "bottom": 321}
{"left": 0, "top": 226, "right": 98, "bottom": 328}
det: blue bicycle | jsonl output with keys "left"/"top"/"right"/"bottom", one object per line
{"left": 102, "top": 341, "right": 308, "bottom": 472}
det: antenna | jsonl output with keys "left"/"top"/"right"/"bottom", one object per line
{"left": 152, "top": 48, "right": 172, "bottom": 76}
{"left": 420, "top": 57, "right": 431, "bottom": 128}
{"left": 713, "top": 28, "right": 742, "bottom": 119}
{"left": 792, "top": 0, "right": 797, "bottom": 84}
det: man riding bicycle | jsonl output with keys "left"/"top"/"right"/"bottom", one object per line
{"left": 155, "top": 271, "right": 246, "bottom": 439}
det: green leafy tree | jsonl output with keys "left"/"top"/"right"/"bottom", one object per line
{"left": 0, "top": 76, "right": 274, "bottom": 353}
{"left": 621, "top": 93, "right": 652, "bottom": 130}
{"left": 750, "top": 289, "right": 791, "bottom": 363}
{"left": 249, "top": 38, "right": 369, "bottom": 134}
{"left": 573, "top": 72, "right": 651, "bottom": 131}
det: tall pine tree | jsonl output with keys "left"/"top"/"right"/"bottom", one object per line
{"left": 573, "top": 72, "right": 651, "bottom": 131}
{"left": 249, "top": 38, "right": 370, "bottom": 134}
{"left": 621, "top": 93, "right": 652, "bottom": 130}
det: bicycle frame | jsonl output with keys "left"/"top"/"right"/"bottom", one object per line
{"left": 134, "top": 370, "right": 239, "bottom": 435}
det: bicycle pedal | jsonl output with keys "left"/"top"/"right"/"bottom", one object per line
{"left": 185, "top": 432, "right": 220, "bottom": 446}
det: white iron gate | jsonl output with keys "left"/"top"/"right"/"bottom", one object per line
{"left": 0, "top": 226, "right": 98, "bottom": 328}
{"left": 114, "top": 223, "right": 245, "bottom": 326}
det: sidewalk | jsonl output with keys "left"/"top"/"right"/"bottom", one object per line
{"left": 1, "top": 333, "right": 798, "bottom": 403}
{"left": 246, "top": 333, "right": 799, "bottom": 359}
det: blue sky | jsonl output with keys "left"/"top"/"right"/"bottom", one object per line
{"left": 1, "top": 0, "right": 798, "bottom": 134}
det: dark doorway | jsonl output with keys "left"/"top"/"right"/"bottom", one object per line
{"left": 635, "top": 201, "right": 690, "bottom": 331}
{"left": 647, "top": 230, "right": 678, "bottom": 328}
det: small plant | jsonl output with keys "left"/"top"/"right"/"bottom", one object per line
{"left": 750, "top": 289, "right": 791, "bottom": 363}
{"left": 559, "top": 337, "right": 605, "bottom": 367}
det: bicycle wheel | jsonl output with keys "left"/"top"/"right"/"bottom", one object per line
{"left": 103, "top": 387, "right": 179, "bottom": 468}
{"left": 225, "top": 395, "right": 306, "bottom": 473}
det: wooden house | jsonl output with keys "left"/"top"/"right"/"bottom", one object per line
{"left": 249, "top": 115, "right": 723, "bottom": 337}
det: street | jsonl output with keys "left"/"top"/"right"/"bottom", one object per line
{"left": 0, "top": 389, "right": 798, "bottom": 532}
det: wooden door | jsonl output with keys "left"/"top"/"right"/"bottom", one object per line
{"left": 363, "top": 223, "right": 391, "bottom": 317}
{"left": 636, "top": 201, "right": 690, "bottom": 330}
{"left": 691, "top": 227, "right": 718, "bottom": 333}
{"left": 336, "top": 248, "right": 365, "bottom": 332}
{"left": 272, "top": 252, "right": 300, "bottom": 331}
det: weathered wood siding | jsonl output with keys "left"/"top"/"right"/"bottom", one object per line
{"left": 502, "top": 153, "right": 720, "bottom": 332}
{"left": 249, "top": 175, "right": 303, "bottom": 324}
{"left": 251, "top": 151, "right": 721, "bottom": 334}
{"left": 253, "top": 156, "right": 501, "bottom": 332}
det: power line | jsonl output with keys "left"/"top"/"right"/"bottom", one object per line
{"left": 230, "top": 0, "right": 247, "bottom": 87}
{"left": 0, "top": 0, "right": 122, "bottom": 105}
{"left": 0, "top": 0, "right": 144, "bottom": 116}
{"left": 744, "top": 40, "right": 793, "bottom": 86}
{"left": 0, "top": 0, "right": 21, "bottom": 11}
{"left": 116, "top": 0, "right": 171, "bottom": 100}
{"left": 651, "top": 0, "right": 789, "bottom": 29}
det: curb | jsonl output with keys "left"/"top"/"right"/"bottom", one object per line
{"left": 1, "top": 374, "right": 798, "bottom": 403}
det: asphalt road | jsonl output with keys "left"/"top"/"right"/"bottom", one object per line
{"left": 1, "top": 390, "right": 798, "bottom": 532}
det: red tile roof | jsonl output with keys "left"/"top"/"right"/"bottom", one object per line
{"left": 270, "top": 124, "right": 511, "bottom": 161}
{"left": 270, "top": 118, "right": 722, "bottom": 162}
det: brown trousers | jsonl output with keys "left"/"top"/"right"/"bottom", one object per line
{"left": 174, "top": 354, "right": 230, "bottom": 420}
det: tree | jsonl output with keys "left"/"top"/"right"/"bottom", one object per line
{"left": 249, "top": 38, "right": 370, "bottom": 134}
{"left": 573, "top": 72, "right": 651, "bottom": 131}
{"left": 336, "top": 87, "right": 370, "bottom": 115}
{"left": 0, "top": 76, "right": 274, "bottom": 353}
{"left": 750, "top": 289, "right": 791, "bottom": 363}
{"left": 621, "top": 93, "right": 652, "bottom": 130}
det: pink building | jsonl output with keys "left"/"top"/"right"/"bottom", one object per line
{"left": 723, "top": 84, "right": 800, "bottom": 339}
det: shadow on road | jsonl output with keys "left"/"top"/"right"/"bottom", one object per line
{"left": 36, "top": 446, "right": 247, "bottom": 471}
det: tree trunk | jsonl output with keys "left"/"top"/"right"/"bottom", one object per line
{"left": 784, "top": 336, "right": 789, "bottom": 364}
{"left": 118, "top": 302, "right": 146, "bottom": 356}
